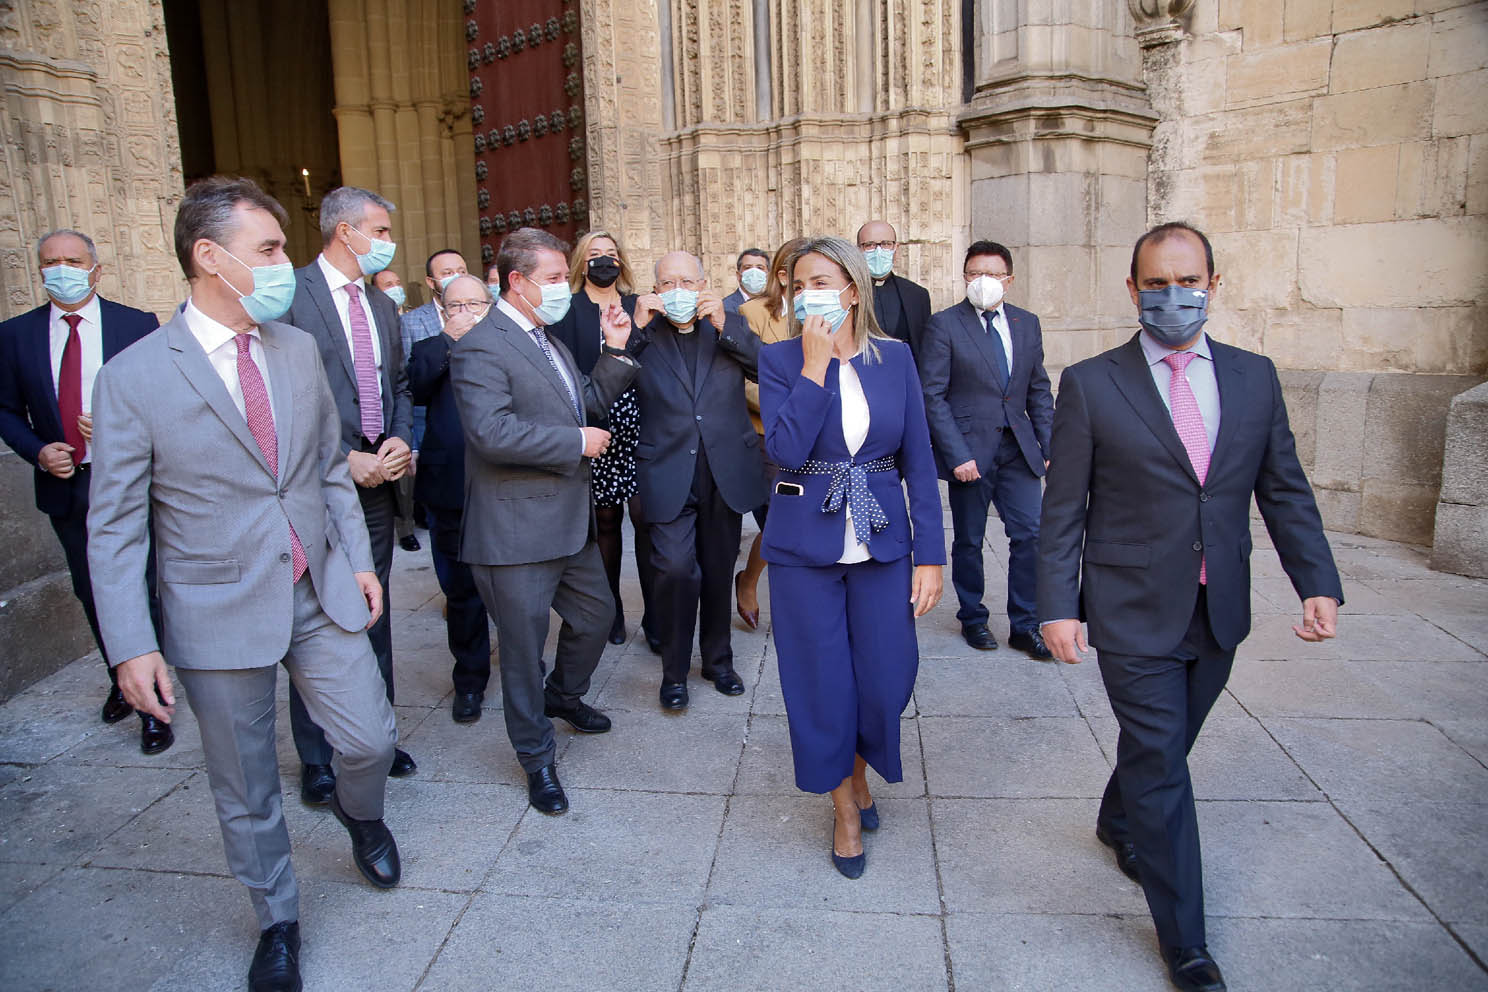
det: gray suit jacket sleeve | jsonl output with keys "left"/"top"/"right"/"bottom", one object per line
{"left": 452, "top": 327, "right": 588, "bottom": 473}
{"left": 86, "top": 361, "right": 160, "bottom": 664}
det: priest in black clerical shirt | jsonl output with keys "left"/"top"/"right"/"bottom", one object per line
{"left": 857, "top": 219, "right": 932, "bottom": 357}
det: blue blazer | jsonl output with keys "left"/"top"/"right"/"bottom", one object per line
{"left": 758, "top": 337, "right": 945, "bottom": 569}
{"left": 0, "top": 298, "right": 159, "bottom": 516}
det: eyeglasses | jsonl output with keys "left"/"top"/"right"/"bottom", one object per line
{"left": 656, "top": 277, "right": 703, "bottom": 291}
{"left": 963, "top": 271, "right": 1010, "bottom": 282}
{"left": 444, "top": 301, "right": 491, "bottom": 316}
{"left": 859, "top": 241, "right": 897, "bottom": 252}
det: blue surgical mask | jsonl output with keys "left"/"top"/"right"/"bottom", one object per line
{"left": 437, "top": 273, "right": 462, "bottom": 294}
{"left": 661, "top": 288, "right": 699, "bottom": 324}
{"left": 792, "top": 286, "right": 852, "bottom": 333}
{"left": 740, "top": 267, "right": 768, "bottom": 295}
{"left": 346, "top": 226, "right": 397, "bottom": 276}
{"left": 864, "top": 247, "right": 894, "bottom": 280}
{"left": 42, "top": 263, "right": 97, "bottom": 305}
{"left": 383, "top": 285, "right": 406, "bottom": 309}
{"left": 532, "top": 280, "right": 572, "bottom": 324}
{"left": 1137, "top": 285, "right": 1210, "bottom": 348}
{"left": 217, "top": 247, "right": 296, "bottom": 324}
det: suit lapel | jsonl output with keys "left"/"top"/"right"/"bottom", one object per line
{"left": 99, "top": 301, "right": 127, "bottom": 362}
{"left": 875, "top": 276, "right": 904, "bottom": 338}
{"left": 958, "top": 302, "right": 1006, "bottom": 390}
{"left": 691, "top": 323, "right": 716, "bottom": 395}
{"left": 303, "top": 262, "right": 356, "bottom": 384}
{"left": 494, "top": 310, "right": 582, "bottom": 425}
{"left": 165, "top": 319, "right": 274, "bottom": 478}
{"left": 24, "top": 308, "right": 64, "bottom": 437}
{"left": 648, "top": 323, "right": 694, "bottom": 395}
{"left": 1108, "top": 335, "right": 1200, "bottom": 486}
{"left": 1207, "top": 341, "right": 1245, "bottom": 476}
{"left": 260, "top": 326, "right": 296, "bottom": 469}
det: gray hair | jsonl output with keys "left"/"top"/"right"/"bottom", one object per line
{"left": 495, "top": 227, "right": 569, "bottom": 292}
{"left": 441, "top": 273, "right": 491, "bottom": 301}
{"left": 318, "top": 186, "right": 396, "bottom": 244}
{"left": 174, "top": 176, "right": 289, "bottom": 278}
{"left": 37, "top": 229, "right": 98, "bottom": 266}
{"left": 786, "top": 235, "right": 888, "bottom": 364}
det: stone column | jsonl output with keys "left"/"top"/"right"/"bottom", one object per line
{"left": 959, "top": 0, "right": 1157, "bottom": 370}
{"left": 327, "top": 0, "right": 479, "bottom": 297}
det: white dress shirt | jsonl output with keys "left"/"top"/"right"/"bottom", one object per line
{"left": 496, "top": 296, "right": 585, "bottom": 455}
{"left": 1139, "top": 329, "right": 1221, "bottom": 453}
{"left": 316, "top": 254, "right": 384, "bottom": 404}
{"left": 838, "top": 357, "right": 873, "bottom": 565}
{"left": 980, "top": 305, "right": 1014, "bottom": 380}
{"left": 49, "top": 295, "right": 104, "bottom": 465}
{"left": 182, "top": 298, "right": 271, "bottom": 422}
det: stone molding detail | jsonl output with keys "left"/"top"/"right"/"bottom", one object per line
{"left": 1127, "top": 0, "right": 1196, "bottom": 48}
{"left": 0, "top": 0, "right": 185, "bottom": 320}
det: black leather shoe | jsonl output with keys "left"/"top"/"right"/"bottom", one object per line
{"left": 1008, "top": 628, "right": 1054, "bottom": 660}
{"left": 526, "top": 763, "right": 568, "bottom": 814}
{"left": 659, "top": 681, "right": 689, "bottom": 711}
{"left": 398, "top": 533, "right": 421, "bottom": 552}
{"left": 330, "top": 792, "right": 401, "bottom": 887}
{"left": 452, "top": 691, "right": 483, "bottom": 723}
{"left": 608, "top": 613, "right": 627, "bottom": 645}
{"left": 388, "top": 748, "right": 417, "bottom": 777}
{"left": 962, "top": 623, "right": 999, "bottom": 650}
{"left": 248, "top": 920, "right": 301, "bottom": 992}
{"left": 1164, "top": 946, "right": 1226, "bottom": 992}
{"left": 1096, "top": 822, "right": 1140, "bottom": 881}
{"left": 709, "top": 669, "right": 746, "bottom": 696}
{"left": 101, "top": 685, "right": 133, "bottom": 724}
{"left": 300, "top": 764, "right": 336, "bottom": 807}
{"left": 139, "top": 715, "right": 174, "bottom": 755}
{"left": 545, "top": 698, "right": 612, "bottom": 733}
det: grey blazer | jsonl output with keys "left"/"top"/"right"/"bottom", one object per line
{"left": 449, "top": 305, "right": 638, "bottom": 567}
{"left": 86, "top": 314, "right": 375, "bottom": 670}
{"left": 286, "top": 260, "right": 413, "bottom": 455}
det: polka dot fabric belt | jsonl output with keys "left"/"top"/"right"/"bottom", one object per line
{"left": 783, "top": 455, "right": 897, "bottom": 545}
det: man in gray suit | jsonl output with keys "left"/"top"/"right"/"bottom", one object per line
{"left": 88, "top": 177, "right": 400, "bottom": 992}
{"left": 450, "top": 227, "right": 639, "bottom": 815}
{"left": 284, "top": 185, "right": 417, "bottom": 805}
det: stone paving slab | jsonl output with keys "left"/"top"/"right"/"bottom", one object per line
{"left": 1, "top": 518, "right": 1485, "bottom": 990}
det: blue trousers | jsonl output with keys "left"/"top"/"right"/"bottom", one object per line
{"left": 769, "top": 555, "right": 918, "bottom": 794}
{"left": 947, "top": 430, "right": 1041, "bottom": 632}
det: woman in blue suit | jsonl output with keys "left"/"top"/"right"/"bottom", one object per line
{"left": 758, "top": 236, "right": 944, "bottom": 878}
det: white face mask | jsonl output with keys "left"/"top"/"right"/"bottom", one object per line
{"left": 966, "top": 274, "right": 1005, "bottom": 311}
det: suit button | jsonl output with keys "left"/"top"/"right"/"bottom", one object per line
{"left": 695, "top": 414, "right": 702, "bottom": 421}
{"left": 279, "top": 552, "right": 291, "bottom": 563}
{"left": 689, "top": 448, "right": 697, "bottom": 455}
{"left": 1199, "top": 491, "right": 1210, "bottom": 502}
{"left": 1192, "top": 541, "right": 1203, "bottom": 552}
{"left": 278, "top": 488, "right": 287, "bottom": 498}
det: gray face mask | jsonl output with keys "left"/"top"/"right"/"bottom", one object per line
{"left": 1137, "top": 285, "right": 1210, "bottom": 348}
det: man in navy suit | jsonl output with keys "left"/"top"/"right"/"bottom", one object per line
{"left": 1038, "top": 222, "right": 1342, "bottom": 992}
{"left": 0, "top": 229, "right": 172, "bottom": 754}
{"left": 408, "top": 274, "right": 492, "bottom": 724}
{"left": 283, "top": 186, "right": 417, "bottom": 803}
{"left": 918, "top": 241, "right": 1053, "bottom": 658}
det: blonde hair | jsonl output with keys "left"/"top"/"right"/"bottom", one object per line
{"left": 786, "top": 235, "right": 888, "bottom": 364}
{"left": 568, "top": 229, "right": 636, "bottom": 294}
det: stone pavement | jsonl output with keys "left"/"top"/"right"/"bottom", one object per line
{"left": 1, "top": 507, "right": 1486, "bottom": 991}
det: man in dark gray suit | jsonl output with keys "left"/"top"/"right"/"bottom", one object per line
{"left": 633, "top": 250, "right": 766, "bottom": 711}
{"left": 89, "top": 177, "right": 400, "bottom": 992}
{"left": 919, "top": 241, "right": 1054, "bottom": 658}
{"left": 450, "top": 227, "right": 639, "bottom": 815}
{"left": 284, "top": 186, "right": 416, "bottom": 804}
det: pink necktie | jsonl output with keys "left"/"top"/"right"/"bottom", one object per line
{"left": 1163, "top": 351, "right": 1209, "bottom": 585}
{"left": 59, "top": 314, "right": 86, "bottom": 465}
{"left": 344, "top": 283, "right": 383, "bottom": 440}
{"left": 236, "top": 334, "right": 308, "bottom": 583}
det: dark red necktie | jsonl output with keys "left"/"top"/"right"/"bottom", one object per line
{"left": 58, "top": 314, "right": 85, "bottom": 465}
{"left": 236, "top": 334, "right": 308, "bottom": 583}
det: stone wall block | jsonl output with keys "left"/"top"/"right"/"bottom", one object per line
{"left": 1284, "top": 0, "right": 1334, "bottom": 41}
{"left": 1027, "top": 173, "right": 1090, "bottom": 246}
{"left": 1427, "top": 2, "right": 1488, "bottom": 77}
{"left": 1329, "top": 19, "right": 1431, "bottom": 93}
{"left": 1433, "top": 69, "right": 1488, "bottom": 137}
{"left": 1315, "top": 486, "right": 1362, "bottom": 532}
{"left": 1362, "top": 372, "right": 1480, "bottom": 486}
{"left": 1429, "top": 502, "right": 1488, "bottom": 577}
{"left": 1468, "top": 133, "right": 1488, "bottom": 215}
{"left": 1194, "top": 99, "right": 1315, "bottom": 163}
{"left": 1310, "top": 371, "right": 1370, "bottom": 490}
{"left": 1436, "top": 381, "right": 1488, "bottom": 503}
{"left": 1298, "top": 216, "right": 1488, "bottom": 308}
{"left": 1333, "top": 0, "right": 1416, "bottom": 33}
{"left": 1211, "top": 229, "right": 1298, "bottom": 308}
{"left": 1311, "top": 82, "right": 1434, "bottom": 150}
{"left": 1255, "top": 301, "right": 1347, "bottom": 370}
{"left": 1219, "top": 0, "right": 1286, "bottom": 49}
{"left": 1360, "top": 479, "right": 1439, "bottom": 545}
{"left": 1225, "top": 39, "right": 1332, "bottom": 108}
{"left": 1334, "top": 143, "right": 1401, "bottom": 223}
{"left": 1277, "top": 369, "right": 1324, "bottom": 468}
{"left": 971, "top": 174, "right": 1030, "bottom": 246}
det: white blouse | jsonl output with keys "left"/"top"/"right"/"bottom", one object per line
{"left": 838, "top": 359, "right": 873, "bottom": 564}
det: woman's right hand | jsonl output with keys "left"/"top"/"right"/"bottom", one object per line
{"left": 800, "top": 314, "right": 832, "bottom": 386}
